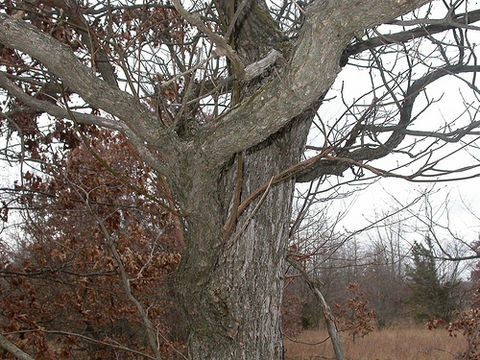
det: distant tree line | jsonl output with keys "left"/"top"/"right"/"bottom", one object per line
{"left": 282, "top": 231, "right": 470, "bottom": 336}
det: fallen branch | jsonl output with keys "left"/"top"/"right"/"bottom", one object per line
{"left": 0, "top": 333, "right": 34, "bottom": 360}
{"left": 287, "top": 256, "right": 345, "bottom": 360}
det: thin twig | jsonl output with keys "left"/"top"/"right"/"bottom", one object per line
{"left": 4, "top": 329, "right": 156, "bottom": 359}
{"left": 172, "top": 0, "right": 245, "bottom": 78}
{"left": 159, "top": 54, "right": 214, "bottom": 89}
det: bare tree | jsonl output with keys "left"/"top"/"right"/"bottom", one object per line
{"left": 1, "top": 0, "right": 480, "bottom": 359}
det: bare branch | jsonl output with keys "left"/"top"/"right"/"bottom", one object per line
{"left": 5, "top": 330, "right": 156, "bottom": 360}
{"left": 52, "top": 0, "right": 119, "bottom": 87}
{"left": 171, "top": 0, "right": 246, "bottom": 79}
{"left": 287, "top": 256, "right": 345, "bottom": 360}
{"left": 296, "top": 64, "right": 480, "bottom": 182}
{"left": 0, "top": 333, "right": 34, "bottom": 360}
{"left": 341, "top": 8, "right": 480, "bottom": 65}
{"left": 0, "top": 72, "right": 124, "bottom": 131}
{"left": 81, "top": 189, "right": 163, "bottom": 360}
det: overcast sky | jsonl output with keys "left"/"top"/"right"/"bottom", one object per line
{"left": 298, "top": 16, "right": 480, "bottom": 254}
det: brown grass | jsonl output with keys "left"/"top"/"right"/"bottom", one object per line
{"left": 284, "top": 325, "right": 466, "bottom": 360}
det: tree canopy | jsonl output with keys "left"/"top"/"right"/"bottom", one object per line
{"left": 1, "top": 0, "right": 480, "bottom": 359}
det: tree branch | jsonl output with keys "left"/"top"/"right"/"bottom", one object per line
{"left": 0, "top": 333, "right": 34, "bottom": 360}
{"left": 172, "top": 0, "right": 246, "bottom": 79}
{"left": 50, "top": 0, "right": 119, "bottom": 87}
{"left": 0, "top": 14, "right": 182, "bottom": 170}
{"left": 287, "top": 256, "right": 345, "bottom": 360}
{"left": 197, "top": 0, "right": 431, "bottom": 167}
{"left": 5, "top": 329, "right": 156, "bottom": 359}
{"left": 82, "top": 190, "right": 163, "bottom": 360}
{"left": 341, "top": 8, "right": 480, "bottom": 66}
{"left": 296, "top": 64, "right": 480, "bottom": 183}
{"left": 0, "top": 72, "right": 123, "bottom": 131}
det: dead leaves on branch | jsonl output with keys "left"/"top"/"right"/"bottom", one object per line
{"left": 333, "top": 283, "right": 377, "bottom": 341}
{"left": 0, "top": 128, "right": 185, "bottom": 359}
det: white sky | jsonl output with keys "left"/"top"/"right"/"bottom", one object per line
{"left": 299, "top": 39, "right": 480, "bottom": 259}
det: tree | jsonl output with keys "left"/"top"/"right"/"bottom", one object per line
{"left": 1, "top": 0, "right": 480, "bottom": 358}
{"left": 407, "top": 239, "right": 459, "bottom": 323}
{"left": 361, "top": 218, "right": 412, "bottom": 328}
{"left": 333, "top": 283, "right": 376, "bottom": 343}
{"left": 0, "top": 129, "right": 185, "bottom": 359}
{"left": 445, "top": 286, "right": 480, "bottom": 360}
{"left": 445, "top": 252, "right": 480, "bottom": 360}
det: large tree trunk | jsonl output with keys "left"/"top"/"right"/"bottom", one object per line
{"left": 175, "top": 113, "right": 312, "bottom": 359}
{"left": 174, "top": 2, "right": 308, "bottom": 357}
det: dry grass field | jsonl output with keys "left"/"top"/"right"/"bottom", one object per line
{"left": 284, "top": 326, "right": 466, "bottom": 360}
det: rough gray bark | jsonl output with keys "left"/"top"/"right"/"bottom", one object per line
{"left": 176, "top": 115, "right": 312, "bottom": 359}
{"left": 0, "top": 1, "right": 433, "bottom": 359}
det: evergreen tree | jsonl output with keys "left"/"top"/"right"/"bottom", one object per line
{"left": 407, "top": 238, "right": 458, "bottom": 323}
